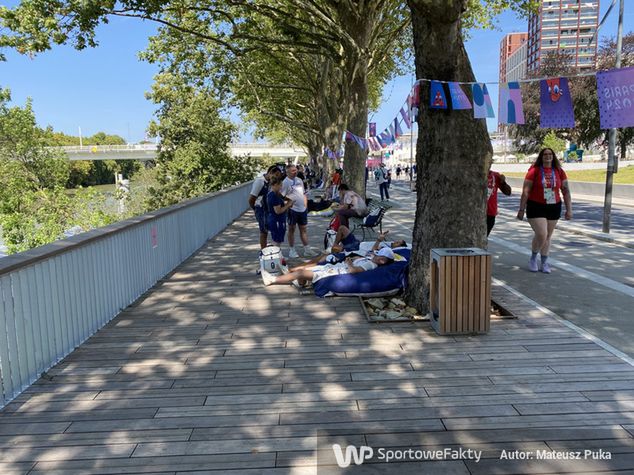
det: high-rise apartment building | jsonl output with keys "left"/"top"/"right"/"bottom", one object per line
{"left": 499, "top": 33, "right": 529, "bottom": 83}
{"left": 526, "top": 0, "right": 600, "bottom": 73}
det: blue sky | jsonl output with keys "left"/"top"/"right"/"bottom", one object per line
{"left": 1, "top": 3, "right": 633, "bottom": 142}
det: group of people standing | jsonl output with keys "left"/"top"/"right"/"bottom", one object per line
{"left": 487, "top": 147, "right": 573, "bottom": 274}
{"left": 249, "top": 164, "right": 317, "bottom": 259}
{"left": 251, "top": 147, "right": 572, "bottom": 276}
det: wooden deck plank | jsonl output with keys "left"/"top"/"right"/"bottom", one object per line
{"left": 2, "top": 212, "right": 634, "bottom": 473}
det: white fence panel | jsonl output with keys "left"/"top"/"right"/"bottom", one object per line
{"left": 0, "top": 183, "right": 251, "bottom": 407}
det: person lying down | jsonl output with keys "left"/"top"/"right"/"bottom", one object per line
{"left": 261, "top": 247, "right": 396, "bottom": 287}
{"left": 332, "top": 228, "right": 408, "bottom": 254}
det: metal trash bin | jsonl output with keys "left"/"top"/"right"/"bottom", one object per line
{"left": 430, "top": 248, "right": 492, "bottom": 335}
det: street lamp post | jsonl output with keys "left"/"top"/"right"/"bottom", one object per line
{"left": 602, "top": 0, "right": 625, "bottom": 234}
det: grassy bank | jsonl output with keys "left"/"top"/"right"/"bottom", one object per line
{"left": 505, "top": 165, "right": 634, "bottom": 184}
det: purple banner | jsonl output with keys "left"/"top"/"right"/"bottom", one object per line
{"left": 540, "top": 78, "right": 575, "bottom": 128}
{"left": 369, "top": 122, "right": 376, "bottom": 137}
{"left": 597, "top": 66, "right": 634, "bottom": 129}
{"left": 448, "top": 82, "right": 472, "bottom": 110}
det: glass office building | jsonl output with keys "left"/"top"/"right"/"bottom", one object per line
{"left": 526, "top": 0, "right": 599, "bottom": 73}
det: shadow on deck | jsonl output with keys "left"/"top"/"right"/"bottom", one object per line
{"left": 2, "top": 212, "right": 634, "bottom": 474}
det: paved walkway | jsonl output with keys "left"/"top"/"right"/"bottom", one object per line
{"left": 2, "top": 211, "right": 634, "bottom": 474}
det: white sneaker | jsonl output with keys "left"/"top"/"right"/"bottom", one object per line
{"left": 261, "top": 270, "right": 277, "bottom": 286}
{"left": 288, "top": 248, "right": 299, "bottom": 258}
{"left": 303, "top": 246, "right": 318, "bottom": 257}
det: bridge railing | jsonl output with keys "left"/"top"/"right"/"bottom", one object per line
{"left": 57, "top": 144, "right": 158, "bottom": 153}
{"left": 0, "top": 183, "right": 251, "bottom": 407}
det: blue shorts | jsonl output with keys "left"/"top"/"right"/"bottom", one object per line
{"left": 254, "top": 206, "right": 268, "bottom": 233}
{"left": 288, "top": 209, "right": 308, "bottom": 226}
{"left": 268, "top": 218, "right": 287, "bottom": 243}
{"left": 342, "top": 232, "right": 360, "bottom": 251}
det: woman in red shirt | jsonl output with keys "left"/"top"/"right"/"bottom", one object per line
{"left": 517, "top": 148, "right": 572, "bottom": 273}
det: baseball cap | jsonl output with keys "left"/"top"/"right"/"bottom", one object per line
{"left": 376, "top": 247, "right": 395, "bottom": 260}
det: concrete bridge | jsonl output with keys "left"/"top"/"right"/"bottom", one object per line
{"left": 56, "top": 143, "right": 308, "bottom": 161}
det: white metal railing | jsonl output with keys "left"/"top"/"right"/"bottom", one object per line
{"left": 0, "top": 182, "right": 251, "bottom": 407}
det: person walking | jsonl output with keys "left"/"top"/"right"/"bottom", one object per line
{"left": 487, "top": 170, "right": 512, "bottom": 236}
{"left": 377, "top": 163, "right": 390, "bottom": 201}
{"left": 517, "top": 148, "right": 572, "bottom": 273}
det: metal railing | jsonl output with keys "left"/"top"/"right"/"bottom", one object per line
{"left": 0, "top": 183, "right": 251, "bottom": 407}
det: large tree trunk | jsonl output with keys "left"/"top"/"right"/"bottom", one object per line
{"left": 344, "top": 62, "right": 370, "bottom": 197}
{"left": 405, "top": 0, "right": 493, "bottom": 314}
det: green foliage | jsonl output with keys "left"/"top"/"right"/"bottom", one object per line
{"left": 145, "top": 72, "right": 262, "bottom": 209}
{"left": 542, "top": 131, "right": 566, "bottom": 153}
{"left": 41, "top": 128, "right": 127, "bottom": 146}
{"left": 0, "top": 90, "right": 118, "bottom": 254}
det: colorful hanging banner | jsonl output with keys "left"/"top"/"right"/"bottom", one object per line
{"left": 540, "top": 78, "right": 575, "bottom": 128}
{"left": 400, "top": 107, "right": 411, "bottom": 128}
{"left": 430, "top": 81, "right": 448, "bottom": 109}
{"left": 498, "top": 82, "right": 525, "bottom": 125}
{"left": 448, "top": 82, "right": 472, "bottom": 110}
{"left": 472, "top": 83, "right": 495, "bottom": 119}
{"left": 369, "top": 122, "right": 376, "bottom": 137}
{"left": 596, "top": 66, "right": 634, "bottom": 129}
{"left": 394, "top": 118, "right": 403, "bottom": 138}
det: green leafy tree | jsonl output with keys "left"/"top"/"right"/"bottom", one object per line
{"left": 0, "top": 90, "right": 117, "bottom": 254}
{"left": 542, "top": 131, "right": 566, "bottom": 154}
{"left": 146, "top": 71, "right": 262, "bottom": 208}
{"left": 0, "top": 0, "right": 411, "bottom": 196}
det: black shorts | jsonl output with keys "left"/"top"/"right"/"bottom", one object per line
{"left": 526, "top": 200, "right": 562, "bottom": 221}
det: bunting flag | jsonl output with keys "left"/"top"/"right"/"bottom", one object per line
{"left": 540, "top": 77, "right": 575, "bottom": 128}
{"left": 430, "top": 81, "right": 448, "bottom": 109}
{"left": 345, "top": 131, "right": 354, "bottom": 141}
{"left": 596, "top": 66, "right": 634, "bottom": 129}
{"left": 394, "top": 118, "right": 403, "bottom": 138}
{"left": 411, "top": 83, "right": 420, "bottom": 108}
{"left": 400, "top": 107, "right": 411, "bottom": 128}
{"left": 369, "top": 122, "right": 376, "bottom": 137}
{"left": 472, "top": 83, "right": 495, "bottom": 119}
{"left": 388, "top": 123, "right": 395, "bottom": 139}
{"left": 411, "top": 83, "right": 421, "bottom": 120}
{"left": 448, "top": 82, "right": 472, "bottom": 110}
{"left": 498, "top": 82, "right": 525, "bottom": 125}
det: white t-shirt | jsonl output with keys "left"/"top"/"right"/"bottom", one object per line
{"left": 343, "top": 191, "right": 367, "bottom": 215}
{"left": 249, "top": 174, "right": 268, "bottom": 208}
{"left": 311, "top": 257, "right": 377, "bottom": 283}
{"left": 281, "top": 176, "right": 306, "bottom": 212}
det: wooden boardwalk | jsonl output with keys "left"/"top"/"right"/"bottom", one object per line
{"left": 2, "top": 212, "right": 634, "bottom": 474}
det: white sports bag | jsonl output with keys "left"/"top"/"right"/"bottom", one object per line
{"left": 259, "top": 246, "right": 286, "bottom": 274}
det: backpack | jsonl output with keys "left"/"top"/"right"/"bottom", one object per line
{"left": 374, "top": 169, "right": 381, "bottom": 181}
